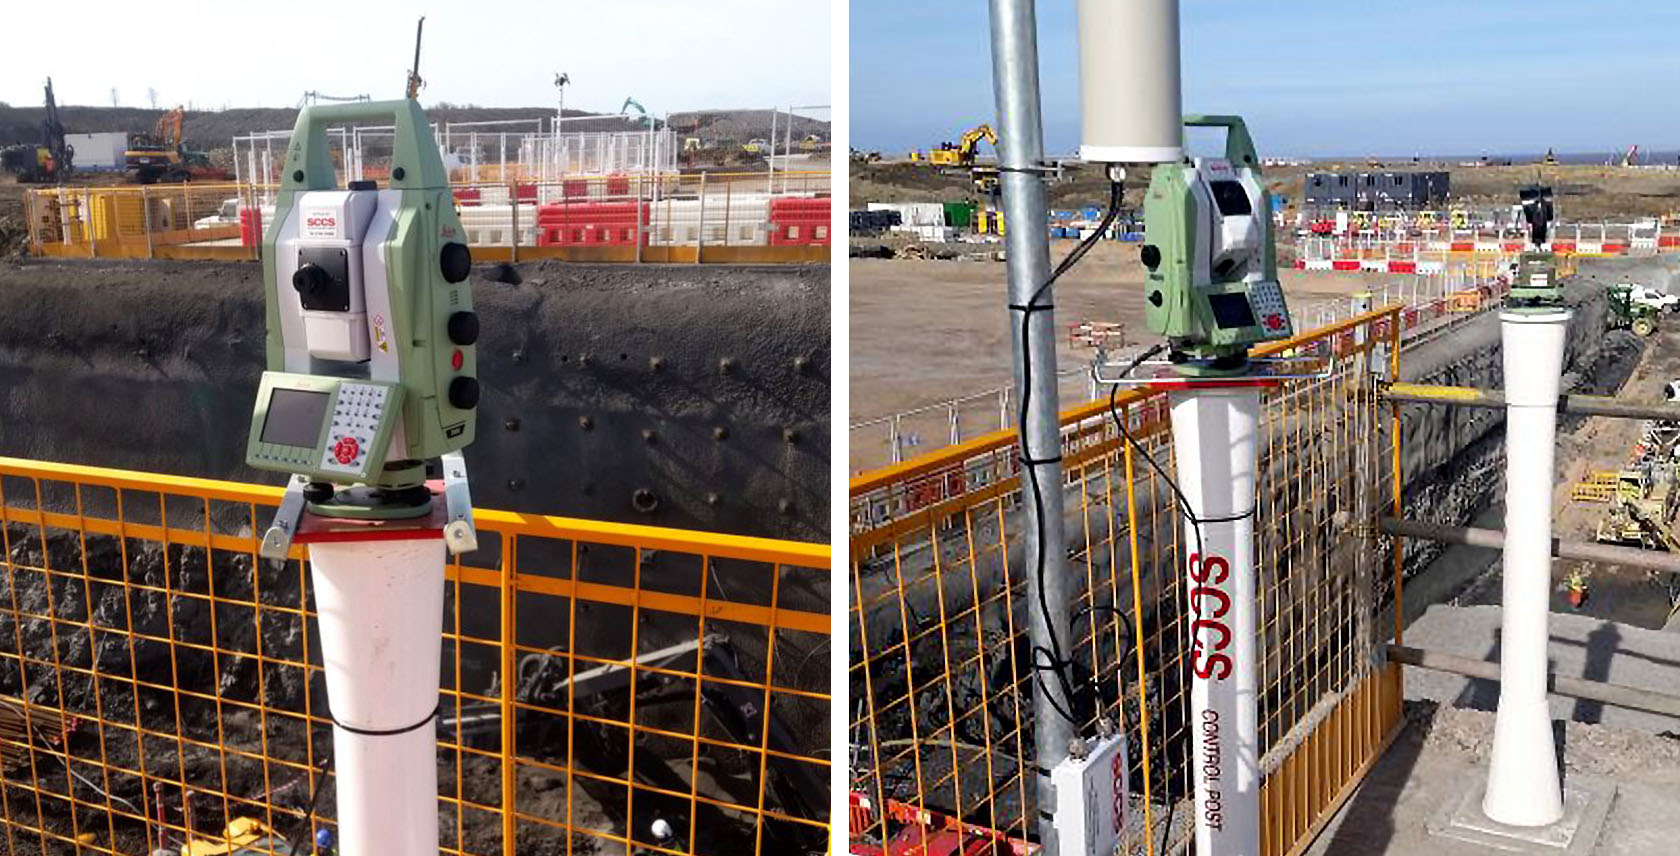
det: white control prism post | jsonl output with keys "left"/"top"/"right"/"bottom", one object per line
{"left": 1169, "top": 387, "right": 1263, "bottom": 856}
{"left": 309, "top": 537, "right": 447, "bottom": 853}
{"left": 1484, "top": 309, "right": 1570, "bottom": 826}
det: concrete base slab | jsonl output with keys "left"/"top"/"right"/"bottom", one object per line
{"left": 1428, "top": 776, "right": 1615, "bottom": 854}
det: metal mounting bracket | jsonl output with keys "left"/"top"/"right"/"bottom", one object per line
{"left": 441, "top": 451, "right": 478, "bottom": 555}
{"left": 1091, "top": 353, "right": 1336, "bottom": 387}
{"left": 260, "top": 474, "right": 311, "bottom": 561}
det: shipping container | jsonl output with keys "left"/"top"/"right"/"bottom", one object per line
{"left": 942, "top": 201, "right": 976, "bottom": 229}
{"left": 64, "top": 132, "right": 128, "bottom": 171}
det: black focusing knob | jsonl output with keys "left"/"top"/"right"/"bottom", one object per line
{"left": 447, "top": 311, "right": 480, "bottom": 345}
{"left": 1140, "top": 244, "right": 1162, "bottom": 270}
{"left": 292, "top": 263, "right": 330, "bottom": 296}
{"left": 440, "top": 241, "right": 472, "bottom": 283}
{"left": 448, "top": 376, "right": 480, "bottom": 409}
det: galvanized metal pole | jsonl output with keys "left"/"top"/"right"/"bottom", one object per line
{"left": 988, "top": 0, "right": 1073, "bottom": 848}
{"left": 696, "top": 171, "right": 708, "bottom": 262}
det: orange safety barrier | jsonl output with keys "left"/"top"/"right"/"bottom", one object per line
{"left": 535, "top": 202, "right": 649, "bottom": 247}
{"left": 768, "top": 197, "right": 831, "bottom": 247}
{"left": 238, "top": 208, "right": 263, "bottom": 248}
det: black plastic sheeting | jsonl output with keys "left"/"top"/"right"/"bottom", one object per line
{"left": 0, "top": 258, "right": 830, "bottom": 542}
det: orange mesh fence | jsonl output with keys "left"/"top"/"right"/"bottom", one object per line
{"left": 0, "top": 458, "right": 830, "bottom": 856}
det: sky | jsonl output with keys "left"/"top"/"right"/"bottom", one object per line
{"left": 1, "top": 0, "right": 831, "bottom": 116}
{"left": 852, "top": 0, "right": 1680, "bottom": 158}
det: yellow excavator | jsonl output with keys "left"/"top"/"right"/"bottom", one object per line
{"left": 912, "top": 124, "right": 998, "bottom": 168}
{"left": 124, "top": 106, "right": 218, "bottom": 183}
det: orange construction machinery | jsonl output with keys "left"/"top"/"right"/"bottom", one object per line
{"left": 124, "top": 106, "right": 223, "bottom": 183}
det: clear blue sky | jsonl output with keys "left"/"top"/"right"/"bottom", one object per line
{"left": 1, "top": 0, "right": 829, "bottom": 115}
{"left": 851, "top": 0, "right": 1680, "bottom": 157}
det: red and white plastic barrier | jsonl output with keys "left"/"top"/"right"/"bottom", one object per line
{"left": 769, "top": 196, "right": 832, "bottom": 247}
{"left": 534, "top": 201, "right": 649, "bottom": 247}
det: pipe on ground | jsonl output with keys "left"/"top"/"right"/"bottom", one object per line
{"left": 1378, "top": 517, "right": 1680, "bottom": 575}
{"left": 1387, "top": 643, "right": 1680, "bottom": 719}
{"left": 1384, "top": 382, "right": 1680, "bottom": 422}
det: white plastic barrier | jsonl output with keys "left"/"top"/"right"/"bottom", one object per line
{"left": 869, "top": 201, "right": 947, "bottom": 227}
{"left": 454, "top": 204, "right": 537, "bottom": 247}
{"left": 648, "top": 195, "right": 772, "bottom": 247}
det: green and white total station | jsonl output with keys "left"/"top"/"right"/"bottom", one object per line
{"left": 245, "top": 99, "right": 479, "bottom": 518}
{"left": 1140, "top": 115, "right": 1293, "bottom": 374}
{"left": 1511, "top": 185, "right": 1561, "bottom": 308}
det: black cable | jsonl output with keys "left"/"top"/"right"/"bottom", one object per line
{"left": 1103, "top": 347, "right": 1258, "bottom": 856}
{"left": 288, "top": 753, "right": 333, "bottom": 856}
{"left": 1014, "top": 178, "right": 1127, "bottom": 730}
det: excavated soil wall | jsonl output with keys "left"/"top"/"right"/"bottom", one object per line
{"left": 0, "top": 257, "right": 831, "bottom": 853}
{"left": 1394, "top": 259, "right": 1654, "bottom": 619}
{"left": 0, "top": 258, "right": 829, "bottom": 543}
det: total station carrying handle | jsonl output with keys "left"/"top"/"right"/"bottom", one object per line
{"left": 279, "top": 99, "right": 450, "bottom": 194}
{"left": 1183, "top": 114, "right": 1258, "bottom": 167}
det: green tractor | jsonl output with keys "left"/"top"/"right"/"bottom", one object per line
{"left": 1607, "top": 283, "right": 1660, "bottom": 337}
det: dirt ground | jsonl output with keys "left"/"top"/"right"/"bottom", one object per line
{"left": 848, "top": 243, "right": 1407, "bottom": 470}
{"left": 0, "top": 183, "right": 26, "bottom": 258}
{"left": 852, "top": 159, "right": 1680, "bottom": 221}
{"left": 1309, "top": 700, "right": 1680, "bottom": 856}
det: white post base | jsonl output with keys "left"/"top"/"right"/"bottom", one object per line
{"left": 1484, "top": 309, "right": 1570, "bottom": 827}
{"left": 1169, "top": 387, "right": 1263, "bottom": 856}
{"left": 308, "top": 537, "right": 447, "bottom": 855}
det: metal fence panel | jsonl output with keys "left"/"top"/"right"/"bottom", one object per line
{"left": 0, "top": 458, "right": 829, "bottom": 856}
{"left": 847, "top": 309, "right": 1407, "bottom": 856}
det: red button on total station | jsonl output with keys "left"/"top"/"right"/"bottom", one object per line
{"left": 333, "top": 436, "right": 360, "bottom": 465}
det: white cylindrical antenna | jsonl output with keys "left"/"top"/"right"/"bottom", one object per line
{"left": 1076, "top": 0, "right": 1184, "bottom": 164}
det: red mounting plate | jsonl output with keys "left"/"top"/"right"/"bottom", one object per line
{"left": 293, "top": 480, "right": 447, "bottom": 545}
{"left": 1140, "top": 365, "right": 1287, "bottom": 391}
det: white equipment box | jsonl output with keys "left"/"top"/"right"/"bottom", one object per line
{"left": 1052, "top": 730, "right": 1130, "bottom": 856}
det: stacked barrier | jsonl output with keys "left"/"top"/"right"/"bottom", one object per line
{"left": 238, "top": 207, "right": 263, "bottom": 248}
{"left": 456, "top": 204, "right": 536, "bottom": 246}
{"left": 26, "top": 171, "right": 830, "bottom": 262}
{"left": 768, "top": 196, "right": 831, "bottom": 246}
{"left": 535, "top": 201, "right": 649, "bottom": 247}
{"left": 647, "top": 196, "right": 771, "bottom": 247}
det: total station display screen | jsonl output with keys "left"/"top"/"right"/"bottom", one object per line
{"left": 1208, "top": 292, "right": 1258, "bottom": 330}
{"left": 261, "top": 389, "right": 331, "bottom": 447}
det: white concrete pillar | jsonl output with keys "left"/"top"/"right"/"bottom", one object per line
{"left": 1484, "top": 309, "right": 1571, "bottom": 826}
